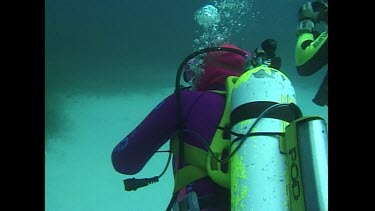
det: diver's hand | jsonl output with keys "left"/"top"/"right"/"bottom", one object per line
{"left": 298, "top": 2, "right": 320, "bottom": 23}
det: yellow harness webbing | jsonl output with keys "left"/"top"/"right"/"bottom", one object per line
{"left": 171, "top": 140, "right": 208, "bottom": 193}
{"left": 171, "top": 90, "right": 227, "bottom": 193}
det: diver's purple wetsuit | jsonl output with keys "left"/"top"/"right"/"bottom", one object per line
{"left": 112, "top": 90, "right": 229, "bottom": 210}
{"left": 112, "top": 44, "right": 251, "bottom": 210}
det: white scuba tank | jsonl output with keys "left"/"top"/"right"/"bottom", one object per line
{"left": 230, "top": 65, "right": 296, "bottom": 210}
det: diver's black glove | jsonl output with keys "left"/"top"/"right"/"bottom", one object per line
{"left": 311, "top": 1, "right": 328, "bottom": 24}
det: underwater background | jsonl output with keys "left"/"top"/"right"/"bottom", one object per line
{"left": 45, "top": 0, "right": 328, "bottom": 210}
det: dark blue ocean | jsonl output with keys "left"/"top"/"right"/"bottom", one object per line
{"left": 45, "top": 0, "right": 327, "bottom": 210}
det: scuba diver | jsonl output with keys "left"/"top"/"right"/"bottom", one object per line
{"left": 295, "top": 0, "right": 328, "bottom": 107}
{"left": 112, "top": 43, "right": 251, "bottom": 211}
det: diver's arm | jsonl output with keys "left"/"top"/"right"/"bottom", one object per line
{"left": 295, "top": 1, "right": 328, "bottom": 76}
{"left": 295, "top": 30, "right": 328, "bottom": 76}
{"left": 111, "top": 93, "right": 180, "bottom": 175}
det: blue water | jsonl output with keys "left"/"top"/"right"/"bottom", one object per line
{"left": 45, "top": 0, "right": 327, "bottom": 210}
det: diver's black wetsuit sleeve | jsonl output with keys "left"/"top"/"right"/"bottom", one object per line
{"left": 295, "top": 31, "right": 328, "bottom": 76}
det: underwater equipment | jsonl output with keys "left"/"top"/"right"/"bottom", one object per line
{"left": 121, "top": 46, "right": 328, "bottom": 211}
{"left": 261, "top": 38, "right": 277, "bottom": 58}
{"left": 182, "top": 58, "right": 203, "bottom": 84}
{"left": 249, "top": 39, "right": 281, "bottom": 70}
{"left": 171, "top": 47, "right": 327, "bottom": 210}
{"left": 229, "top": 65, "right": 298, "bottom": 210}
{"left": 285, "top": 116, "right": 328, "bottom": 211}
{"left": 172, "top": 191, "right": 200, "bottom": 211}
{"left": 122, "top": 149, "right": 172, "bottom": 191}
{"left": 182, "top": 60, "right": 196, "bottom": 83}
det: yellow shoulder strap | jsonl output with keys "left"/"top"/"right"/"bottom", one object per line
{"left": 170, "top": 138, "right": 208, "bottom": 193}
{"left": 206, "top": 76, "right": 238, "bottom": 189}
{"left": 170, "top": 78, "right": 240, "bottom": 192}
